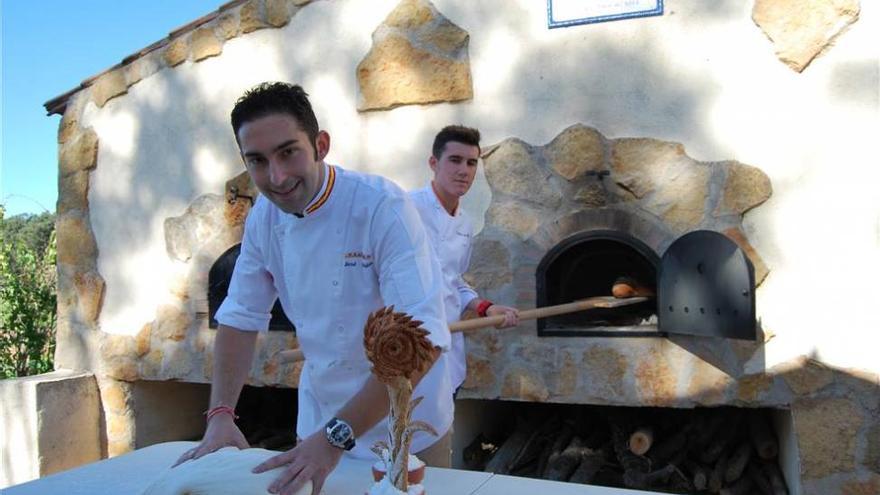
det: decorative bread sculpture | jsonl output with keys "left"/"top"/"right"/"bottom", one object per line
{"left": 363, "top": 307, "right": 439, "bottom": 495}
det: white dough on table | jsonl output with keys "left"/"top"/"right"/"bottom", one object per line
{"left": 142, "top": 447, "right": 313, "bottom": 495}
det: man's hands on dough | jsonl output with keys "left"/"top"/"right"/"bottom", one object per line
{"left": 173, "top": 415, "right": 249, "bottom": 467}
{"left": 252, "top": 430, "right": 343, "bottom": 495}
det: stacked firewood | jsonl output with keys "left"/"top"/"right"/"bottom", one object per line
{"left": 465, "top": 406, "right": 789, "bottom": 494}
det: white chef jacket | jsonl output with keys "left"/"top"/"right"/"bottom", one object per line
{"left": 409, "top": 185, "right": 479, "bottom": 390}
{"left": 215, "top": 164, "right": 453, "bottom": 459}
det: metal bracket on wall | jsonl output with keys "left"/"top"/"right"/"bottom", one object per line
{"left": 227, "top": 185, "right": 255, "bottom": 205}
{"left": 586, "top": 170, "right": 610, "bottom": 181}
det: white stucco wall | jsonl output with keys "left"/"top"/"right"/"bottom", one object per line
{"left": 79, "top": 0, "right": 879, "bottom": 372}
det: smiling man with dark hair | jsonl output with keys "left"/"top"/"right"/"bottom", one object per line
{"left": 175, "top": 82, "right": 454, "bottom": 495}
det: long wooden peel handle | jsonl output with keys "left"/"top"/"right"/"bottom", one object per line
{"left": 276, "top": 296, "right": 648, "bottom": 363}
{"left": 449, "top": 296, "right": 648, "bottom": 333}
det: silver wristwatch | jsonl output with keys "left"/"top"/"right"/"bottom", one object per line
{"left": 324, "top": 417, "right": 355, "bottom": 451}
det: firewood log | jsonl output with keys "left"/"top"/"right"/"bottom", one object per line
{"left": 538, "top": 422, "right": 573, "bottom": 478}
{"left": 701, "top": 415, "right": 740, "bottom": 465}
{"left": 628, "top": 427, "right": 653, "bottom": 456}
{"left": 485, "top": 420, "right": 536, "bottom": 474}
{"left": 724, "top": 442, "right": 752, "bottom": 483}
{"left": 463, "top": 433, "right": 497, "bottom": 471}
{"left": 693, "top": 412, "right": 727, "bottom": 450}
{"left": 709, "top": 450, "right": 730, "bottom": 493}
{"left": 567, "top": 449, "right": 605, "bottom": 484}
{"left": 747, "top": 462, "right": 774, "bottom": 495}
{"left": 761, "top": 460, "right": 789, "bottom": 495}
{"left": 648, "top": 426, "right": 690, "bottom": 466}
{"left": 611, "top": 423, "right": 649, "bottom": 474}
{"left": 509, "top": 415, "right": 559, "bottom": 473}
{"left": 622, "top": 464, "right": 677, "bottom": 489}
{"left": 614, "top": 420, "right": 683, "bottom": 490}
{"left": 720, "top": 476, "right": 754, "bottom": 495}
{"left": 685, "top": 459, "right": 710, "bottom": 491}
{"left": 749, "top": 410, "right": 779, "bottom": 459}
{"left": 545, "top": 436, "right": 588, "bottom": 481}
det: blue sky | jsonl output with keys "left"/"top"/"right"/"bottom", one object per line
{"left": 1, "top": 0, "right": 222, "bottom": 217}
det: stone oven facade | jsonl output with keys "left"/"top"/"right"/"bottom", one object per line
{"left": 42, "top": 1, "right": 879, "bottom": 494}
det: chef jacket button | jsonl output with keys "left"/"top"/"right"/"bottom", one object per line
{"left": 332, "top": 280, "right": 339, "bottom": 286}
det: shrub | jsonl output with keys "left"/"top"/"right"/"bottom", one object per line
{"left": 0, "top": 208, "right": 57, "bottom": 378}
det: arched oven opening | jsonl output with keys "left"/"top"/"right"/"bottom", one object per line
{"left": 208, "top": 243, "right": 296, "bottom": 332}
{"left": 536, "top": 231, "right": 659, "bottom": 336}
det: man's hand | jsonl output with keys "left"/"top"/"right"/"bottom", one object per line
{"left": 173, "top": 415, "right": 248, "bottom": 467}
{"left": 486, "top": 304, "right": 519, "bottom": 328}
{"left": 252, "top": 430, "right": 343, "bottom": 495}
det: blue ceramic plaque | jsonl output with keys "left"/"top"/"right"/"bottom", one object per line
{"left": 548, "top": 0, "right": 664, "bottom": 28}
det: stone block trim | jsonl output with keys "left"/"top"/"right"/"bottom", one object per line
{"left": 59, "top": 128, "right": 98, "bottom": 177}
{"left": 98, "top": 377, "right": 136, "bottom": 457}
{"left": 484, "top": 138, "right": 563, "bottom": 208}
{"left": 57, "top": 171, "right": 90, "bottom": 215}
{"left": 163, "top": 36, "right": 190, "bottom": 67}
{"left": 357, "top": 0, "right": 473, "bottom": 111}
{"left": 753, "top": 0, "right": 861, "bottom": 72}
{"left": 73, "top": 270, "right": 106, "bottom": 324}
{"left": 55, "top": 209, "right": 98, "bottom": 267}
{"left": 53, "top": 112, "right": 108, "bottom": 381}
{"left": 794, "top": 397, "right": 863, "bottom": 479}
{"left": 240, "top": 0, "right": 270, "bottom": 33}
{"left": 544, "top": 124, "right": 606, "bottom": 181}
{"left": 266, "top": 0, "right": 292, "bottom": 28}
{"left": 90, "top": 70, "right": 127, "bottom": 108}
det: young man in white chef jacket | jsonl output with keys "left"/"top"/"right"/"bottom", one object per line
{"left": 409, "top": 125, "right": 519, "bottom": 394}
{"left": 175, "top": 82, "right": 453, "bottom": 495}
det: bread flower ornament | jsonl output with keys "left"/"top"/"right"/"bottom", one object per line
{"left": 363, "top": 307, "right": 439, "bottom": 495}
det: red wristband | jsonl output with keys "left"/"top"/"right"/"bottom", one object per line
{"left": 476, "top": 300, "right": 494, "bottom": 318}
{"left": 205, "top": 405, "right": 238, "bottom": 423}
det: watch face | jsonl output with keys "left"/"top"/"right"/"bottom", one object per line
{"left": 326, "top": 418, "right": 354, "bottom": 449}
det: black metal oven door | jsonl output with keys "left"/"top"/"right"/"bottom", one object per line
{"left": 657, "top": 230, "right": 755, "bottom": 340}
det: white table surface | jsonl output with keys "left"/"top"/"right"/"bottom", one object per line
{"left": 4, "top": 441, "right": 663, "bottom": 495}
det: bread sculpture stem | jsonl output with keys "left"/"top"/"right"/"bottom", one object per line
{"left": 364, "top": 307, "right": 439, "bottom": 493}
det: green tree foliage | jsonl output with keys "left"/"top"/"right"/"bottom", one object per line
{"left": 0, "top": 206, "right": 57, "bottom": 378}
